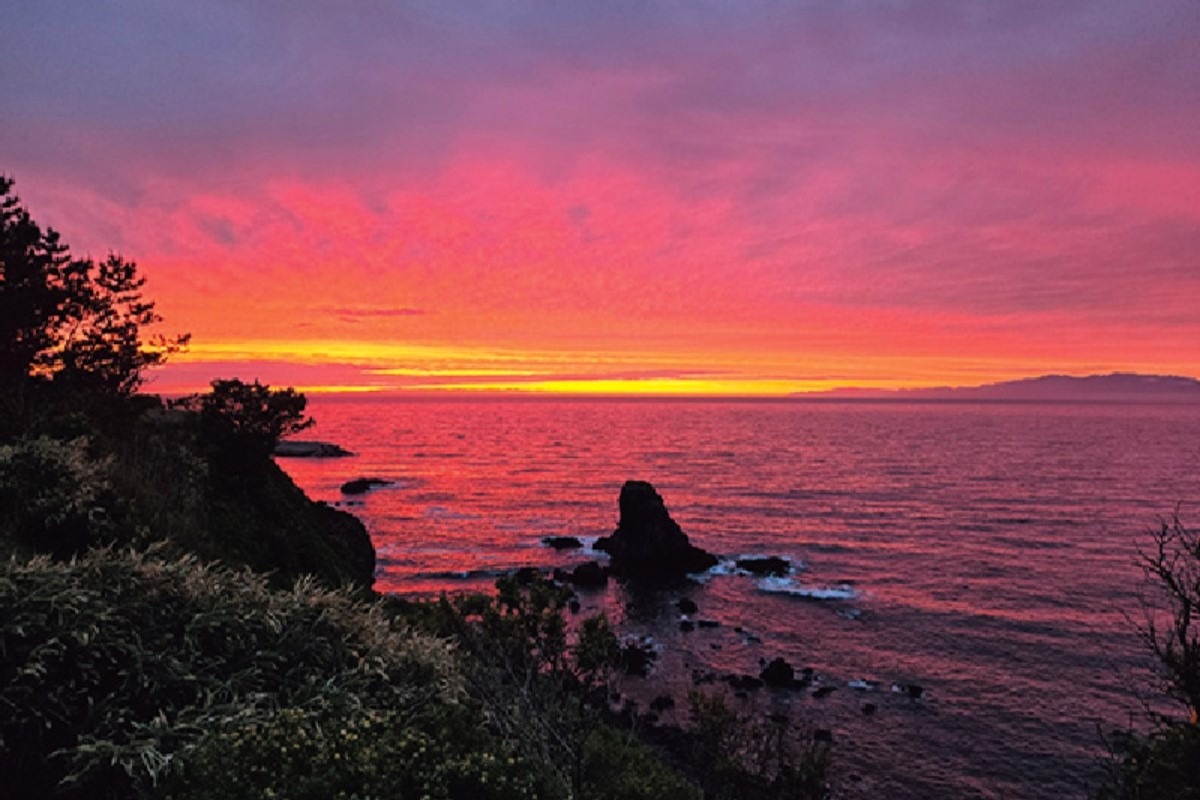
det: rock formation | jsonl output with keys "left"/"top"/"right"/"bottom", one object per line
{"left": 594, "top": 480, "right": 717, "bottom": 584}
{"left": 273, "top": 440, "right": 352, "bottom": 457}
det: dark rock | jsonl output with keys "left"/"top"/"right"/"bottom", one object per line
{"left": 568, "top": 561, "right": 608, "bottom": 588}
{"left": 650, "top": 694, "right": 675, "bottom": 713}
{"left": 568, "top": 599, "right": 581, "bottom": 614}
{"left": 698, "top": 619, "right": 720, "bottom": 629}
{"left": 543, "top": 535, "right": 584, "bottom": 550}
{"left": 734, "top": 691, "right": 748, "bottom": 699}
{"left": 274, "top": 440, "right": 353, "bottom": 458}
{"left": 593, "top": 481, "right": 718, "bottom": 584}
{"left": 813, "top": 729, "right": 834, "bottom": 743}
{"left": 906, "top": 683, "right": 926, "bottom": 700}
{"left": 812, "top": 686, "right": 837, "bottom": 699}
{"left": 862, "top": 703, "right": 878, "bottom": 716}
{"left": 313, "top": 502, "right": 376, "bottom": 588}
{"left": 340, "top": 477, "right": 393, "bottom": 495}
{"left": 620, "top": 640, "right": 656, "bottom": 677}
{"left": 735, "top": 556, "right": 791, "bottom": 576}
{"left": 727, "top": 674, "right": 764, "bottom": 691}
{"left": 679, "top": 620, "right": 695, "bottom": 632}
{"left": 676, "top": 597, "right": 699, "bottom": 614}
{"left": 760, "top": 657, "right": 796, "bottom": 688}
{"left": 513, "top": 566, "right": 542, "bottom": 585}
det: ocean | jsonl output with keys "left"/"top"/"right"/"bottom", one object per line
{"left": 279, "top": 397, "right": 1200, "bottom": 799}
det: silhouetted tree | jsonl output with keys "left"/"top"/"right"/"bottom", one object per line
{"left": 182, "top": 378, "right": 314, "bottom": 461}
{"left": 0, "top": 176, "right": 187, "bottom": 398}
{"left": 1094, "top": 513, "right": 1200, "bottom": 799}
{"left": 0, "top": 176, "right": 69, "bottom": 385}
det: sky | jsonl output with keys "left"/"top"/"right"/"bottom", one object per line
{"left": 2, "top": 1, "right": 1198, "bottom": 396}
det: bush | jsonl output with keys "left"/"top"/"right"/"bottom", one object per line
{"left": 0, "top": 548, "right": 461, "bottom": 799}
{"left": 164, "top": 704, "right": 550, "bottom": 800}
{"left": 0, "top": 434, "right": 116, "bottom": 557}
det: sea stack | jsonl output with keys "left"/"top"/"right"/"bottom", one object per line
{"left": 594, "top": 480, "right": 717, "bottom": 584}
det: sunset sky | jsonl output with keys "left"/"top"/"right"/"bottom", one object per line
{"left": 3, "top": 1, "right": 1198, "bottom": 395}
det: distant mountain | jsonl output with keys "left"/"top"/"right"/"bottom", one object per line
{"left": 809, "top": 373, "right": 1200, "bottom": 403}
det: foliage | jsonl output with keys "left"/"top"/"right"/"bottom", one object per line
{"left": 1093, "top": 513, "right": 1200, "bottom": 799}
{"left": 682, "top": 690, "right": 830, "bottom": 800}
{"left": 0, "top": 175, "right": 69, "bottom": 386}
{"left": 0, "top": 434, "right": 116, "bottom": 557}
{"left": 0, "top": 548, "right": 461, "bottom": 799}
{"left": 1095, "top": 725, "right": 1200, "bottom": 800}
{"left": 433, "top": 575, "right": 624, "bottom": 795}
{"left": 177, "top": 378, "right": 314, "bottom": 462}
{"left": 0, "top": 176, "right": 188, "bottom": 398}
{"left": 1138, "top": 513, "right": 1200, "bottom": 718}
{"left": 408, "top": 574, "right": 703, "bottom": 799}
{"left": 163, "top": 703, "right": 549, "bottom": 800}
{"left": 579, "top": 725, "right": 701, "bottom": 800}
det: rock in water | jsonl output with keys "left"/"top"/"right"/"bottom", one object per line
{"left": 735, "top": 556, "right": 791, "bottom": 576}
{"left": 593, "top": 481, "right": 717, "bottom": 584}
{"left": 340, "top": 477, "right": 394, "bottom": 495}
{"left": 542, "top": 535, "right": 584, "bottom": 550}
{"left": 760, "top": 657, "right": 796, "bottom": 688}
{"left": 274, "top": 440, "right": 353, "bottom": 458}
{"left": 568, "top": 561, "right": 609, "bottom": 588}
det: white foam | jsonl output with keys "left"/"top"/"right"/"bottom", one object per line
{"left": 697, "top": 555, "right": 806, "bottom": 584}
{"left": 756, "top": 576, "right": 857, "bottom": 601}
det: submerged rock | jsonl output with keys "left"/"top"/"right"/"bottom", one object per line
{"left": 676, "top": 597, "right": 699, "bottom": 614}
{"left": 543, "top": 535, "right": 584, "bottom": 550}
{"left": 593, "top": 481, "right": 717, "bottom": 584}
{"left": 727, "top": 674, "right": 764, "bottom": 691}
{"left": 735, "top": 556, "right": 791, "bottom": 576}
{"left": 568, "top": 561, "right": 608, "bottom": 588}
{"left": 620, "top": 639, "right": 657, "bottom": 677}
{"left": 340, "top": 477, "right": 394, "bottom": 495}
{"left": 760, "top": 657, "right": 796, "bottom": 688}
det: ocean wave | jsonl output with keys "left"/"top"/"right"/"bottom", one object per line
{"left": 756, "top": 576, "right": 857, "bottom": 601}
{"left": 695, "top": 554, "right": 805, "bottom": 582}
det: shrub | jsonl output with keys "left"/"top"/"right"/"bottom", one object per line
{"left": 0, "top": 548, "right": 460, "bottom": 799}
{"left": 0, "top": 434, "right": 115, "bottom": 557}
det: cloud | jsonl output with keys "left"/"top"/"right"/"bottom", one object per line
{"left": 3, "top": 1, "right": 1198, "bottom": 389}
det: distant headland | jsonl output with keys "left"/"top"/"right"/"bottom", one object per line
{"left": 799, "top": 373, "right": 1200, "bottom": 403}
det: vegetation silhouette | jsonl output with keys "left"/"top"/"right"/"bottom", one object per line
{"left": 1094, "top": 513, "right": 1200, "bottom": 799}
{"left": 0, "top": 176, "right": 188, "bottom": 401}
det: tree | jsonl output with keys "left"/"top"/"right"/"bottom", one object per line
{"left": 0, "top": 176, "right": 187, "bottom": 397}
{"left": 0, "top": 175, "right": 69, "bottom": 385}
{"left": 1139, "top": 513, "right": 1200, "bottom": 720}
{"left": 1093, "top": 513, "right": 1200, "bottom": 799}
{"left": 183, "top": 378, "right": 314, "bottom": 460}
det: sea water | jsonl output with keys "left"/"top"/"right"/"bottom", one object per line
{"left": 279, "top": 398, "right": 1200, "bottom": 799}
